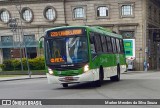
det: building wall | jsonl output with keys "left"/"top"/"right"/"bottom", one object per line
{"left": 0, "top": 0, "right": 159, "bottom": 70}
{"left": 0, "top": 1, "right": 66, "bottom": 27}
{"left": 0, "top": 0, "right": 67, "bottom": 63}
{"left": 65, "top": 0, "right": 143, "bottom": 26}
{"left": 146, "top": 0, "right": 160, "bottom": 70}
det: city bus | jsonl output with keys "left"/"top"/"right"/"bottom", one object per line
{"left": 40, "top": 26, "right": 126, "bottom": 87}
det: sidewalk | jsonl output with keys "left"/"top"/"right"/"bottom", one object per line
{"left": 123, "top": 70, "right": 159, "bottom": 74}
{"left": 0, "top": 75, "right": 47, "bottom": 82}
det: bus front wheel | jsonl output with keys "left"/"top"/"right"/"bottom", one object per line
{"left": 110, "top": 65, "right": 120, "bottom": 81}
{"left": 95, "top": 67, "right": 104, "bottom": 87}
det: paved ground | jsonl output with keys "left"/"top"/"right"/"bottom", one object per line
{"left": 0, "top": 70, "right": 155, "bottom": 81}
{"left": 0, "top": 70, "right": 160, "bottom": 108}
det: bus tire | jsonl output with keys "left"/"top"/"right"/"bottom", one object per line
{"left": 95, "top": 67, "right": 104, "bottom": 87}
{"left": 110, "top": 65, "right": 120, "bottom": 81}
{"left": 62, "top": 83, "right": 68, "bottom": 88}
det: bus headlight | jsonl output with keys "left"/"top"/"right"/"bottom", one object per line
{"left": 48, "top": 68, "right": 54, "bottom": 75}
{"left": 84, "top": 64, "right": 89, "bottom": 72}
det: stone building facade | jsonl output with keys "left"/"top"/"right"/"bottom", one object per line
{"left": 0, "top": 0, "right": 160, "bottom": 70}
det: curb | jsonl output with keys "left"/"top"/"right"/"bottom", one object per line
{"left": 123, "top": 70, "right": 159, "bottom": 74}
{"left": 0, "top": 76, "right": 47, "bottom": 82}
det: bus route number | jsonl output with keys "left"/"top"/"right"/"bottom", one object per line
{"left": 50, "top": 29, "right": 82, "bottom": 37}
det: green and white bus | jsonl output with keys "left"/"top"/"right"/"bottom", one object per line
{"left": 41, "top": 26, "right": 126, "bottom": 87}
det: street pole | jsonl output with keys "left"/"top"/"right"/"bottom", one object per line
{"left": 139, "top": 52, "right": 140, "bottom": 71}
{"left": 16, "top": 18, "right": 24, "bottom": 72}
{"left": 16, "top": 3, "right": 31, "bottom": 78}
{"left": 145, "top": 48, "right": 148, "bottom": 71}
{"left": 157, "top": 43, "right": 159, "bottom": 71}
{"left": 24, "top": 44, "right": 31, "bottom": 78}
{"left": 19, "top": 42, "right": 23, "bottom": 72}
{"left": 8, "top": 18, "right": 23, "bottom": 72}
{"left": 138, "top": 48, "right": 142, "bottom": 71}
{"left": 144, "top": 20, "right": 148, "bottom": 72}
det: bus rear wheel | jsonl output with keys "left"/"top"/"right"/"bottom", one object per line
{"left": 110, "top": 65, "right": 120, "bottom": 81}
{"left": 62, "top": 83, "right": 68, "bottom": 88}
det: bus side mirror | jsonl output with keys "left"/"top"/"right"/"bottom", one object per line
{"left": 39, "top": 41, "right": 43, "bottom": 48}
{"left": 39, "top": 36, "right": 45, "bottom": 48}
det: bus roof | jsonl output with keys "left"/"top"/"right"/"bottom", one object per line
{"left": 45, "top": 26, "right": 122, "bottom": 39}
{"left": 88, "top": 26, "right": 122, "bottom": 39}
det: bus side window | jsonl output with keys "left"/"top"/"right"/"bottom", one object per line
{"left": 90, "top": 32, "right": 94, "bottom": 44}
{"left": 111, "top": 38, "right": 117, "bottom": 53}
{"left": 89, "top": 32, "right": 97, "bottom": 58}
{"left": 119, "top": 39, "right": 124, "bottom": 53}
{"left": 94, "top": 34, "right": 103, "bottom": 53}
{"left": 100, "top": 35, "right": 108, "bottom": 53}
{"left": 116, "top": 38, "right": 121, "bottom": 53}
{"left": 106, "top": 36, "right": 113, "bottom": 53}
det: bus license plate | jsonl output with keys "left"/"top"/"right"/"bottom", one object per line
{"left": 65, "top": 76, "right": 74, "bottom": 81}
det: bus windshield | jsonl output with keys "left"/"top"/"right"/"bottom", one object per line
{"left": 45, "top": 36, "right": 89, "bottom": 65}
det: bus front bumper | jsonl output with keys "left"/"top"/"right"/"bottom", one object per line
{"left": 46, "top": 70, "right": 96, "bottom": 84}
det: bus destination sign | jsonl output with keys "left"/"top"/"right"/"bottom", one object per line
{"left": 50, "top": 29, "right": 82, "bottom": 37}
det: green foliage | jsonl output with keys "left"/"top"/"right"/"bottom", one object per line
{"left": 22, "top": 58, "right": 28, "bottom": 70}
{"left": 29, "top": 57, "right": 45, "bottom": 70}
{"left": 0, "top": 64, "right": 5, "bottom": 71}
{"left": 12, "top": 59, "right": 21, "bottom": 70}
{"left": 0, "top": 57, "right": 45, "bottom": 71}
{"left": 1, "top": 60, "right": 14, "bottom": 71}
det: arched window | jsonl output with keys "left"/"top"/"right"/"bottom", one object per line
{"left": 44, "top": 6, "right": 57, "bottom": 21}
{"left": 0, "top": 9, "right": 10, "bottom": 23}
{"left": 21, "top": 7, "right": 33, "bottom": 23}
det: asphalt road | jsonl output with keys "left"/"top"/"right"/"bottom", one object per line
{"left": 0, "top": 71, "right": 160, "bottom": 108}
